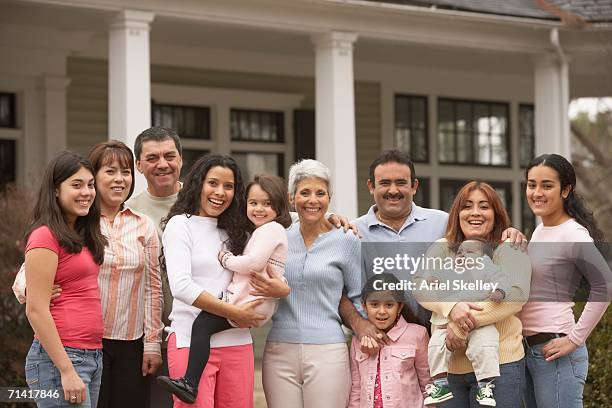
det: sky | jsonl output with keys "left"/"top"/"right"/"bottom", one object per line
{"left": 569, "top": 97, "right": 612, "bottom": 120}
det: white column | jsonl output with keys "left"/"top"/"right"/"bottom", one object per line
{"left": 109, "top": 9, "right": 154, "bottom": 193}
{"left": 38, "top": 75, "right": 71, "bottom": 161}
{"left": 311, "top": 31, "right": 359, "bottom": 219}
{"left": 533, "top": 53, "right": 571, "bottom": 158}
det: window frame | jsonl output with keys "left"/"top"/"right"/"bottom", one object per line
{"left": 437, "top": 97, "right": 511, "bottom": 168}
{"left": 394, "top": 93, "right": 429, "bottom": 163}
{"left": 230, "top": 108, "right": 285, "bottom": 143}
{"left": 151, "top": 101, "right": 211, "bottom": 140}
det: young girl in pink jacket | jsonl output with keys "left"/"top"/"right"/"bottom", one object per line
{"left": 349, "top": 273, "right": 432, "bottom": 408}
{"left": 158, "top": 174, "right": 292, "bottom": 403}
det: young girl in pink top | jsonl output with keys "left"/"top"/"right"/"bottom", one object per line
{"left": 349, "top": 273, "right": 431, "bottom": 408}
{"left": 158, "top": 174, "right": 291, "bottom": 403}
{"left": 521, "top": 154, "right": 610, "bottom": 408}
{"left": 24, "top": 151, "right": 107, "bottom": 407}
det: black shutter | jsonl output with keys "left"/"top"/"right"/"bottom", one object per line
{"left": 293, "top": 109, "right": 315, "bottom": 162}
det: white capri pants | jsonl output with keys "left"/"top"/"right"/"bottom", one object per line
{"left": 262, "top": 342, "right": 351, "bottom": 408}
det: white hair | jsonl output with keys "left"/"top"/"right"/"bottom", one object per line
{"left": 288, "top": 159, "right": 332, "bottom": 197}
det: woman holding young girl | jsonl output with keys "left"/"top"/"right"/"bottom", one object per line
{"left": 161, "top": 154, "right": 290, "bottom": 407}
{"left": 157, "top": 173, "right": 291, "bottom": 404}
{"left": 24, "top": 151, "right": 107, "bottom": 407}
{"left": 521, "top": 154, "right": 610, "bottom": 408}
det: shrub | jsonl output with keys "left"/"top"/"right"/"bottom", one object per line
{"left": 0, "top": 185, "right": 35, "bottom": 407}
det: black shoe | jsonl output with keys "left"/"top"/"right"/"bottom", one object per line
{"left": 157, "top": 376, "right": 197, "bottom": 404}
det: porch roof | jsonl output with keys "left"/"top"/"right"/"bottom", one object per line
{"left": 377, "top": 0, "right": 612, "bottom": 23}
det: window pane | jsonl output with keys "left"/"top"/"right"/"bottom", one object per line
{"left": 152, "top": 102, "right": 210, "bottom": 140}
{"left": 180, "top": 149, "right": 209, "bottom": 180}
{"left": 438, "top": 99, "right": 509, "bottom": 166}
{"left": 0, "top": 139, "right": 16, "bottom": 186}
{"left": 394, "top": 95, "right": 428, "bottom": 162}
{"left": 414, "top": 177, "right": 430, "bottom": 208}
{"left": 231, "top": 109, "right": 283, "bottom": 142}
{"left": 410, "top": 98, "right": 426, "bottom": 130}
{"left": 521, "top": 182, "right": 536, "bottom": 238}
{"left": 0, "top": 93, "right": 16, "bottom": 128}
{"left": 232, "top": 152, "right": 283, "bottom": 182}
{"left": 519, "top": 105, "right": 535, "bottom": 167}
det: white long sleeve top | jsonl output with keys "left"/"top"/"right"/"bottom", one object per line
{"left": 162, "top": 214, "right": 252, "bottom": 348}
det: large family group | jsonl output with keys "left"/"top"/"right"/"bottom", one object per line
{"left": 17, "top": 126, "right": 609, "bottom": 408}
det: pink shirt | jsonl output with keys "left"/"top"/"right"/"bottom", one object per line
{"left": 223, "top": 221, "right": 287, "bottom": 325}
{"left": 349, "top": 317, "right": 431, "bottom": 408}
{"left": 519, "top": 219, "right": 610, "bottom": 345}
{"left": 26, "top": 226, "right": 103, "bottom": 349}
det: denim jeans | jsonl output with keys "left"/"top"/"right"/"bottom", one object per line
{"left": 441, "top": 359, "right": 525, "bottom": 408}
{"left": 25, "top": 340, "right": 103, "bottom": 408}
{"left": 523, "top": 341, "right": 588, "bottom": 408}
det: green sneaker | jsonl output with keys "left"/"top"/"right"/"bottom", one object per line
{"left": 476, "top": 381, "right": 496, "bottom": 406}
{"left": 424, "top": 382, "right": 454, "bottom": 405}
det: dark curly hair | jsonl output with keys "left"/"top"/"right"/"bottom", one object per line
{"left": 161, "top": 154, "right": 248, "bottom": 255}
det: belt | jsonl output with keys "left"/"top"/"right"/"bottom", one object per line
{"left": 524, "top": 332, "right": 566, "bottom": 347}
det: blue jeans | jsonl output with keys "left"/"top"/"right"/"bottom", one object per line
{"left": 25, "top": 340, "right": 103, "bottom": 407}
{"left": 441, "top": 359, "right": 525, "bottom": 408}
{"left": 523, "top": 341, "right": 588, "bottom": 408}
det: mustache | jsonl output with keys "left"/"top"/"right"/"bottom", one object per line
{"left": 383, "top": 193, "right": 404, "bottom": 200}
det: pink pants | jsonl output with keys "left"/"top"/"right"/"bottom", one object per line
{"left": 167, "top": 333, "right": 254, "bottom": 408}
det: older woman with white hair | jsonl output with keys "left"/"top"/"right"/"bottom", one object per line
{"left": 262, "top": 159, "right": 362, "bottom": 408}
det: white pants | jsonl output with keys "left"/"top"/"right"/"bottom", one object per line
{"left": 429, "top": 325, "right": 500, "bottom": 381}
{"left": 262, "top": 342, "right": 351, "bottom": 408}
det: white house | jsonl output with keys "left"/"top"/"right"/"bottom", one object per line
{"left": 1, "top": 0, "right": 611, "bottom": 234}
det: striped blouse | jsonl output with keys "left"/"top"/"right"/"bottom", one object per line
{"left": 99, "top": 207, "right": 163, "bottom": 355}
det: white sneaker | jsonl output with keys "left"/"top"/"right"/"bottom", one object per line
{"left": 476, "top": 380, "right": 496, "bottom": 406}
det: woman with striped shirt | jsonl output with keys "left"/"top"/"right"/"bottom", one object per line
{"left": 88, "top": 141, "right": 163, "bottom": 408}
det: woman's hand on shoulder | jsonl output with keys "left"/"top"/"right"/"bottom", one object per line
{"left": 328, "top": 213, "right": 360, "bottom": 237}
{"left": 500, "top": 228, "right": 528, "bottom": 251}
{"left": 542, "top": 336, "right": 578, "bottom": 361}
{"left": 230, "top": 300, "right": 266, "bottom": 328}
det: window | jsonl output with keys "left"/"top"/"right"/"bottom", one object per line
{"left": 521, "top": 182, "right": 536, "bottom": 238}
{"left": 414, "top": 177, "right": 430, "bottom": 208}
{"left": 152, "top": 102, "right": 210, "bottom": 140}
{"left": 439, "top": 179, "right": 512, "bottom": 217}
{"left": 0, "top": 93, "right": 16, "bottom": 128}
{"left": 180, "top": 149, "right": 210, "bottom": 180}
{"left": 438, "top": 99, "right": 510, "bottom": 166}
{"left": 232, "top": 152, "right": 284, "bottom": 183}
{"left": 230, "top": 109, "right": 284, "bottom": 142}
{"left": 394, "top": 95, "right": 428, "bottom": 162}
{"left": 519, "top": 104, "right": 535, "bottom": 167}
{"left": 0, "top": 140, "right": 16, "bottom": 186}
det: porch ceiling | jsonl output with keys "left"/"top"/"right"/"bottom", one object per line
{"left": 2, "top": 0, "right": 610, "bottom": 96}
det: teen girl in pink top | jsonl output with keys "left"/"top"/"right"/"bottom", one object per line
{"left": 521, "top": 154, "right": 610, "bottom": 408}
{"left": 24, "top": 151, "right": 107, "bottom": 407}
